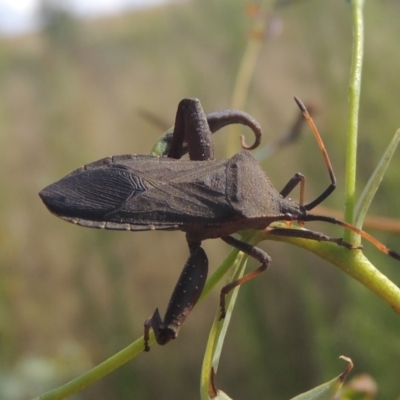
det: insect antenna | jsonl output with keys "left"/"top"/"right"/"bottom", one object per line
{"left": 293, "top": 97, "right": 400, "bottom": 261}
{"left": 293, "top": 96, "right": 337, "bottom": 211}
{"left": 303, "top": 213, "right": 400, "bottom": 261}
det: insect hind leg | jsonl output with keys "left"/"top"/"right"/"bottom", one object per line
{"left": 144, "top": 243, "right": 208, "bottom": 351}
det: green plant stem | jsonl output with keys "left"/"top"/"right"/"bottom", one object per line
{"left": 344, "top": 0, "right": 365, "bottom": 243}
{"left": 354, "top": 128, "right": 400, "bottom": 238}
{"left": 230, "top": 16, "right": 265, "bottom": 111}
{"left": 228, "top": 1, "right": 272, "bottom": 157}
{"left": 32, "top": 338, "right": 145, "bottom": 400}
{"left": 200, "top": 250, "right": 248, "bottom": 400}
{"left": 256, "top": 224, "right": 400, "bottom": 314}
{"left": 33, "top": 235, "right": 254, "bottom": 400}
{"left": 34, "top": 225, "right": 400, "bottom": 400}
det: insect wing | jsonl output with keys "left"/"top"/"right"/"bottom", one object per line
{"left": 39, "top": 155, "right": 235, "bottom": 230}
{"left": 104, "top": 156, "right": 235, "bottom": 227}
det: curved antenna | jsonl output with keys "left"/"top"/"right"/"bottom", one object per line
{"left": 293, "top": 97, "right": 337, "bottom": 211}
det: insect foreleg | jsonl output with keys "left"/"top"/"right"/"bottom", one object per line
{"left": 279, "top": 172, "right": 306, "bottom": 205}
{"left": 267, "top": 227, "right": 360, "bottom": 250}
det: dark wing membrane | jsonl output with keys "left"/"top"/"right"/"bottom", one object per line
{"left": 39, "top": 167, "right": 150, "bottom": 219}
{"left": 39, "top": 155, "right": 236, "bottom": 230}
{"left": 104, "top": 157, "right": 236, "bottom": 226}
{"left": 109, "top": 166, "right": 233, "bottom": 226}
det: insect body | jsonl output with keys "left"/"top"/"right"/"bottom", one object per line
{"left": 41, "top": 151, "right": 301, "bottom": 236}
{"left": 39, "top": 98, "right": 400, "bottom": 350}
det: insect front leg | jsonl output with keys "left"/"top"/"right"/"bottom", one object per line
{"left": 144, "top": 243, "right": 208, "bottom": 351}
{"left": 279, "top": 172, "right": 306, "bottom": 205}
{"left": 267, "top": 227, "right": 360, "bottom": 248}
{"left": 219, "top": 235, "right": 272, "bottom": 319}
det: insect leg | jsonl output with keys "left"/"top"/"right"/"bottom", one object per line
{"left": 269, "top": 218, "right": 400, "bottom": 261}
{"left": 219, "top": 235, "right": 272, "bottom": 319}
{"left": 206, "top": 110, "right": 262, "bottom": 150}
{"left": 302, "top": 214, "right": 400, "bottom": 260}
{"left": 267, "top": 227, "right": 360, "bottom": 250}
{"left": 279, "top": 172, "right": 306, "bottom": 205}
{"left": 144, "top": 244, "right": 208, "bottom": 351}
{"left": 167, "top": 98, "right": 214, "bottom": 161}
{"left": 167, "top": 99, "right": 263, "bottom": 160}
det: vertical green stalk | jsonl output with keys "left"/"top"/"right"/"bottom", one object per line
{"left": 230, "top": 12, "right": 266, "bottom": 110}
{"left": 227, "top": 1, "right": 273, "bottom": 157}
{"left": 354, "top": 129, "right": 400, "bottom": 234}
{"left": 344, "top": 0, "right": 365, "bottom": 243}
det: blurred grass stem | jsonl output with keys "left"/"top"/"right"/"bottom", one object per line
{"left": 344, "top": 0, "right": 364, "bottom": 243}
{"left": 33, "top": 338, "right": 145, "bottom": 400}
{"left": 200, "top": 247, "right": 249, "bottom": 400}
{"left": 354, "top": 129, "right": 400, "bottom": 244}
{"left": 228, "top": 1, "right": 273, "bottom": 156}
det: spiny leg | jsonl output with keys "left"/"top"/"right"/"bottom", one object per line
{"left": 168, "top": 98, "right": 214, "bottom": 161}
{"left": 206, "top": 110, "right": 262, "bottom": 150}
{"left": 167, "top": 99, "right": 263, "bottom": 160}
{"left": 144, "top": 243, "right": 208, "bottom": 351}
{"left": 219, "top": 235, "right": 272, "bottom": 319}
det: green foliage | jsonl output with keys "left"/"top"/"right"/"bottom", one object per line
{"left": 290, "top": 356, "right": 353, "bottom": 400}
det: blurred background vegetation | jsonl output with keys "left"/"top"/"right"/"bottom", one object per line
{"left": 1, "top": 0, "right": 400, "bottom": 399}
